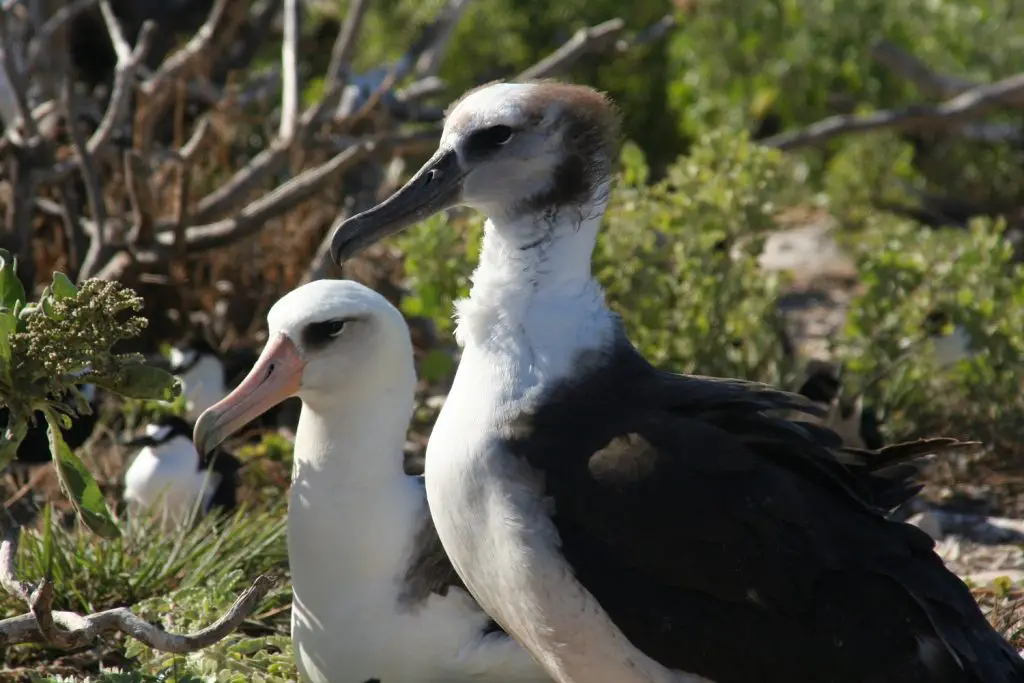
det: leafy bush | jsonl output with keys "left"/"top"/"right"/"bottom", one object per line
{"left": 833, "top": 216, "right": 1024, "bottom": 450}
{"left": 0, "top": 253, "right": 181, "bottom": 537}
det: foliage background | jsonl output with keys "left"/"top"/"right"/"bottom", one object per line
{"left": 2, "top": 0, "right": 1024, "bottom": 680}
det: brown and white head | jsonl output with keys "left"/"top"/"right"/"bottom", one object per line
{"left": 330, "top": 80, "right": 622, "bottom": 263}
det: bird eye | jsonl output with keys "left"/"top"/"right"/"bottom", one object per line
{"left": 325, "top": 319, "right": 347, "bottom": 337}
{"left": 302, "top": 318, "right": 350, "bottom": 349}
{"left": 467, "top": 125, "right": 514, "bottom": 154}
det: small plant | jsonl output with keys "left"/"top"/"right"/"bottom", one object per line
{"left": 0, "top": 250, "right": 181, "bottom": 538}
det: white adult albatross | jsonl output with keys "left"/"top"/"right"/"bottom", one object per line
{"left": 327, "top": 81, "right": 1024, "bottom": 683}
{"left": 191, "top": 279, "right": 546, "bottom": 683}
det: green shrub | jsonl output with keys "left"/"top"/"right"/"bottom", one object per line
{"left": 833, "top": 215, "right": 1024, "bottom": 450}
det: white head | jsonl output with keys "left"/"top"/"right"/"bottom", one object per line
{"left": 329, "top": 80, "right": 621, "bottom": 262}
{"left": 192, "top": 279, "right": 416, "bottom": 455}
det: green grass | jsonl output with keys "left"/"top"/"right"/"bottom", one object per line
{"left": 2, "top": 500, "right": 293, "bottom": 682}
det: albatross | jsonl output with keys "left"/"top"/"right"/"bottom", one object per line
{"left": 191, "top": 279, "right": 547, "bottom": 683}
{"left": 122, "top": 414, "right": 241, "bottom": 527}
{"left": 328, "top": 81, "right": 1024, "bottom": 683}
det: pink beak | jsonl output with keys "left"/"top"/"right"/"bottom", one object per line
{"left": 193, "top": 333, "right": 305, "bottom": 455}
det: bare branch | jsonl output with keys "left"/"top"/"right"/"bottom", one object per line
{"left": 614, "top": 14, "right": 676, "bottom": 53}
{"left": 0, "top": 508, "right": 29, "bottom": 602}
{"left": 299, "top": 0, "right": 371, "bottom": 129}
{"left": 0, "top": 17, "right": 38, "bottom": 139}
{"left": 142, "top": 0, "right": 231, "bottom": 95}
{"left": 761, "top": 72, "right": 1024, "bottom": 152}
{"left": 97, "top": 0, "right": 131, "bottom": 63}
{"left": 868, "top": 39, "right": 1024, "bottom": 111}
{"left": 325, "top": 0, "right": 370, "bottom": 91}
{"left": 86, "top": 20, "right": 156, "bottom": 157}
{"left": 125, "top": 150, "right": 157, "bottom": 246}
{"left": 279, "top": 0, "right": 300, "bottom": 141}
{"left": 517, "top": 18, "right": 626, "bottom": 81}
{"left": 61, "top": 75, "right": 108, "bottom": 280}
{"left": 162, "top": 137, "right": 385, "bottom": 252}
{"left": 1, "top": 575, "right": 278, "bottom": 649}
{"left": 182, "top": 139, "right": 292, "bottom": 226}
{"left": 180, "top": 114, "right": 214, "bottom": 161}
{"left": 25, "top": 0, "right": 97, "bottom": 75}
{"left": 413, "top": 0, "right": 473, "bottom": 79}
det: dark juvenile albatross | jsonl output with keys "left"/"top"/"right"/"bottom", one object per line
{"left": 328, "top": 81, "right": 1024, "bottom": 683}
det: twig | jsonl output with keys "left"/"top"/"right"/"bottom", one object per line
{"left": 278, "top": 0, "right": 300, "bottom": 141}
{"left": 517, "top": 18, "right": 626, "bottom": 81}
{"left": 300, "top": 0, "right": 370, "bottom": 128}
{"left": 869, "top": 39, "right": 1024, "bottom": 111}
{"left": 761, "top": 72, "right": 1024, "bottom": 152}
{"left": 0, "top": 508, "right": 29, "bottom": 602}
{"left": 179, "top": 139, "right": 292, "bottom": 226}
{"left": 97, "top": 0, "right": 132, "bottom": 63}
{"left": 0, "top": 16, "right": 38, "bottom": 140}
{"left": 86, "top": 21, "right": 156, "bottom": 158}
{"left": 124, "top": 151, "right": 157, "bottom": 247}
{"left": 161, "top": 137, "right": 387, "bottom": 252}
{"left": 61, "top": 75, "right": 108, "bottom": 280}
{"left": 142, "top": 0, "right": 231, "bottom": 96}
{"left": 413, "top": 0, "right": 473, "bottom": 79}
{"left": 25, "top": 0, "right": 97, "bottom": 75}
{"left": 325, "top": 0, "right": 370, "bottom": 91}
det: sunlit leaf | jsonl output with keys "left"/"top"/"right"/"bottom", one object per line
{"left": 94, "top": 363, "right": 182, "bottom": 401}
{"left": 0, "top": 248, "right": 26, "bottom": 311}
{"left": 51, "top": 271, "right": 78, "bottom": 300}
{"left": 46, "top": 411, "right": 121, "bottom": 539}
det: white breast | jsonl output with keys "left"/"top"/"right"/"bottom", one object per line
{"left": 424, "top": 348, "right": 712, "bottom": 683}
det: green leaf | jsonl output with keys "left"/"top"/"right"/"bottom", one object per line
{"left": 41, "top": 501, "right": 54, "bottom": 580}
{"left": 51, "top": 272, "right": 77, "bottom": 300}
{"left": 0, "top": 249, "right": 26, "bottom": 310}
{"left": 94, "top": 363, "right": 182, "bottom": 401}
{"left": 45, "top": 411, "right": 121, "bottom": 539}
{"left": 0, "top": 309, "right": 16, "bottom": 368}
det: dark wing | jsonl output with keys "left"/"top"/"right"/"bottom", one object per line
{"left": 508, "top": 340, "right": 1022, "bottom": 683}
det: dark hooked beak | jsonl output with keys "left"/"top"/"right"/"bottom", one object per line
{"left": 330, "top": 149, "right": 464, "bottom": 265}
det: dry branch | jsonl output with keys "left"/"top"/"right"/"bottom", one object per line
{"left": 0, "top": 508, "right": 276, "bottom": 650}
{"left": 870, "top": 40, "right": 1024, "bottom": 111}
{"left": 518, "top": 18, "right": 625, "bottom": 81}
{"left": 278, "top": 0, "right": 300, "bottom": 141}
{"left": 761, "top": 71, "right": 1024, "bottom": 151}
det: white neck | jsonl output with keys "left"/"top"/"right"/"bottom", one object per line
{"left": 453, "top": 194, "right": 615, "bottom": 375}
{"left": 289, "top": 375, "right": 420, "bottom": 588}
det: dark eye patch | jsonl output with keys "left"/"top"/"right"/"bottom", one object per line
{"left": 302, "top": 318, "right": 353, "bottom": 350}
{"left": 465, "top": 124, "right": 514, "bottom": 156}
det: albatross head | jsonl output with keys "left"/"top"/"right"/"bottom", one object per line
{"left": 192, "top": 279, "right": 414, "bottom": 456}
{"left": 330, "top": 80, "right": 621, "bottom": 263}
